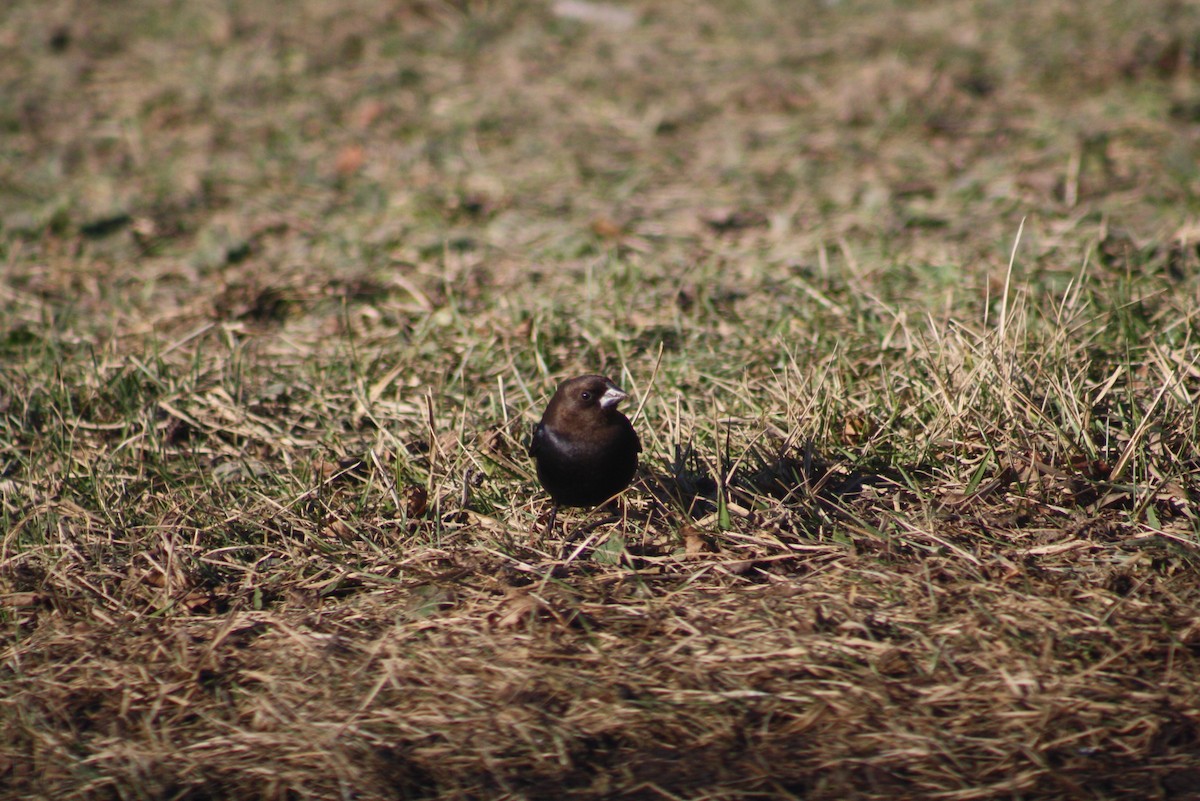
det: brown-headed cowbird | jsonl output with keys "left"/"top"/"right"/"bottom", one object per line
{"left": 530, "top": 375, "right": 641, "bottom": 529}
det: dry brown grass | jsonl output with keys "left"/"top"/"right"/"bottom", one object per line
{"left": 3, "top": 0, "right": 1200, "bottom": 798}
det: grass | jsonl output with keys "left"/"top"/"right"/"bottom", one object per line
{"left": 3, "top": 0, "right": 1200, "bottom": 798}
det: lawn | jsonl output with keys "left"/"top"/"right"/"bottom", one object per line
{"left": 2, "top": 1, "right": 1200, "bottom": 798}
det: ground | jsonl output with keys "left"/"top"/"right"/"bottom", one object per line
{"left": 2, "top": 1, "right": 1200, "bottom": 798}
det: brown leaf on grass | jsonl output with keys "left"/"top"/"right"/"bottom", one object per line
{"left": 722, "top": 559, "right": 755, "bottom": 575}
{"left": 311, "top": 457, "right": 339, "bottom": 480}
{"left": 590, "top": 216, "right": 624, "bottom": 239}
{"left": 842, "top": 413, "right": 874, "bottom": 443}
{"left": 701, "top": 207, "right": 767, "bottom": 233}
{"left": 334, "top": 144, "right": 365, "bottom": 177}
{"left": 322, "top": 520, "right": 355, "bottom": 541}
{"left": 405, "top": 584, "right": 456, "bottom": 619}
{"left": 873, "top": 647, "right": 913, "bottom": 677}
{"left": 405, "top": 485, "right": 428, "bottom": 518}
{"left": 2, "top": 592, "right": 43, "bottom": 609}
{"left": 940, "top": 465, "right": 1019, "bottom": 507}
{"left": 681, "top": 524, "right": 717, "bottom": 557}
{"left": 477, "top": 427, "right": 508, "bottom": 459}
{"left": 212, "top": 283, "right": 287, "bottom": 323}
{"left": 352, "top": 99, "right": 385, "bottom": 129}
{"left": 181, "top": 590, "right": 216, "bottom": 613}
{"left": 312, "top": 456, "right": 368, "bottom": 484}
{"left": 434, "top": 431, "right": 461, "bottom": 456}
{"left": 1069, "top": 454, "right": 1112, "bottom": 480}
{"left": 511, "top": 318, "right": 533, "bottom": 340}
{"left": 492, "top": 589, "right": 545, "bottom": 630}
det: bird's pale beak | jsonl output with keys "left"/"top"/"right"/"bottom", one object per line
{"left": 599, "top": 386, "right": 627, "bottom": 410}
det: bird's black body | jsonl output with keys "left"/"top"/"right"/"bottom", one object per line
{"left": 530, "top": 375, "right": 641, "bottom": 508}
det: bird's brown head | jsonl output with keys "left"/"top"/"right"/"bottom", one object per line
{"left": 543, "top": 374, "right": 629, "bottom": 430}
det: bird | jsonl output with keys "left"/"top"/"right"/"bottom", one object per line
{"left": 529, "top": 374, "right": 641, "bottom": 533}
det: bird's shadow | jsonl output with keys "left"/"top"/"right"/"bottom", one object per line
{"left": 643, "top": 439, "right": 870, "bottom": 525}
{"left": 528, "top": 439, "right": 918, "bottom": 568}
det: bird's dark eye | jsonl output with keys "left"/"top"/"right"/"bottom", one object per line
{"left": 580, "top": 391, "right": 592, "bottom": 401}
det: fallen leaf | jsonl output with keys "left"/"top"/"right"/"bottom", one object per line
{"left": 334, "top": 144, "right": 365, "bottom": 176}
{"left": 494, "top": 590, "right": 544, "bottom": 630}
{"left": 681, "top": 524, "right": 716, "bottom": 557}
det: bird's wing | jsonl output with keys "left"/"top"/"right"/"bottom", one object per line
{"left": 529, "top": 421, "right": 545, "bottom": 456}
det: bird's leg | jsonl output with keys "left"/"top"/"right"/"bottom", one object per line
{"left": 529, "top": 504, "right": 559, "bottom": 545}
